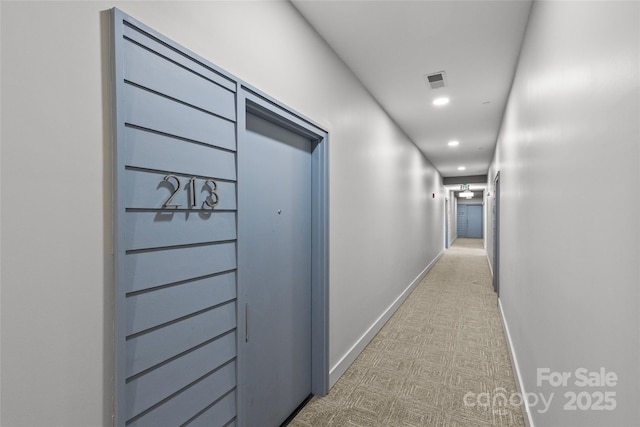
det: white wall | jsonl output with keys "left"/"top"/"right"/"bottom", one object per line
{"left": 487, "top": 1, "right": 640, "bottom": 425}
{"left": 0, "top": 2, "right": 444, "bottom": 425}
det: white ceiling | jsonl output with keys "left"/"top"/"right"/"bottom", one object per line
{"left": 291, "top": 0, "right": 532, "bottom": 178}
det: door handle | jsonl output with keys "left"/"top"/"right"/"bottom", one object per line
{"left": 245, "top": 303, "right": 249, "bottom": 343}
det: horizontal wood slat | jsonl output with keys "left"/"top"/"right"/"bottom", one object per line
{"left": 126, "top": 302, "right": 236, "bottom": 377}
{"left": 123, "top": 84, "right": 235, "bottom": 151}
{"left": 124, "top": 242, "right": 236, "bottom": 293}
{"left": 125, "top": 332, "right": 236, "bottom": 419}
{"left": 124, "top": 211, "right": 236, "bottom": 251}
{"left": 127, "top": 361, "right": 236, "bottom": 427}
{"left": 187, "top": 391, "right": 236, "bottom": 427}
{"left": 124, "top": 127, "right": 236, "bottom": 180}
{"left": 124, "top": 39, "right": 235, "bottom": 121}
{"left": 126, "top": 272, "right": 236, "bottom": 336}
{"left": 123, "top": 23, "right": 236, "bottom": 93}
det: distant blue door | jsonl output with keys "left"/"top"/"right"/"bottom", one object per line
{"left": 242, "top": 113, "right": 313, "bottom": 426}
{"left": 466, "top": 205, "right": 483, "bottom": 238}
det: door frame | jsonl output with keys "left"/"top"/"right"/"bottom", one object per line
{"left": 445, "top": 197, "right": 449, "bottom": 248}
{"left": 236, "top": 86, "right": 330, "bottom": 425}
{"left": 493, "top": 172, "right": 501, "bottom": 296}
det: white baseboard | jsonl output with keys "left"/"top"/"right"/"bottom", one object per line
{"left": 498, "top": 298, "right": 534, "bottom": 427}
{"left": 328, "top": 249, "right": 445, "bottom": 386}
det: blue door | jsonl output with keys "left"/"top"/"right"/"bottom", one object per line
{"left": 242, "top": 113, "right": 313, "bottom": 426}
{"left": 466, "top": 205, "right": 483, "bottom": 238}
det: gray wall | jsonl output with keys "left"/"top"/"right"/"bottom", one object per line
{"left": 0, "top": 2, "right": 444, "bottom": 425}
{"left": 487, "top": 1, "right": 639, "bottom": 425}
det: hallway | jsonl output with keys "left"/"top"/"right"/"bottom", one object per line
{"left": 292, "top": 239, "right": 524, "bottom": 426}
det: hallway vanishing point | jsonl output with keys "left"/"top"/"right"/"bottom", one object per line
{"left": 291, "top": 238, "right": 525, "bottom": 427}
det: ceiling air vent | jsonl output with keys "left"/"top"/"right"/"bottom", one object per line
{"left": 424, "top": 71, "right": 446, "bottom": 90}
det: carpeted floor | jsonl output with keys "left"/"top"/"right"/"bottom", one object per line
{"left": 290, "top": 238, "right": 525, "bottom": 427}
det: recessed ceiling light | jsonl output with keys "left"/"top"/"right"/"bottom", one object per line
{"left": 433, "top": 97, "right": 450, "bottom": 106}
{"left": 448, "top": 140, "right": 459, "bottom": 147}
{"left": 458, "top": 166, "right": 466, "bottom": 171}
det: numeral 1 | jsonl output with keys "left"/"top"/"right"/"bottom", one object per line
{"left": 189, "top": 176, "right": 197, "bottom": 208}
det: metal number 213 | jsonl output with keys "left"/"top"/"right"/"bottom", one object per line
{"left": 161, "top": 175, "right": 219, "bottom": 209}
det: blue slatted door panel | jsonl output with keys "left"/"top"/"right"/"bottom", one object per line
{"left": 113, "top": 11, "right": 238, "bottom": 427}
{"left": 457, "top": 204, "right": 467, "bottom": 238}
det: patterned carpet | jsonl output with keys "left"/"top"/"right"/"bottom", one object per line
{"left": 290, "top": 238, "right": 525, "bottom": 427}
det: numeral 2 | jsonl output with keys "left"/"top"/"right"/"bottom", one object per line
{"left": 162, "top": 175, "right": 182, "bottom": 208}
